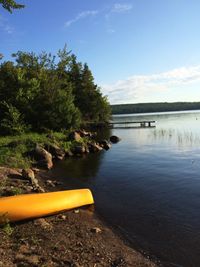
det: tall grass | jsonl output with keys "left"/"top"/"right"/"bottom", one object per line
{"left": 151, "top": 128, "right": 200, "bottom": 146}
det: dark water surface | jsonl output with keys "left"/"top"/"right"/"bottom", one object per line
{"left": 50, "top": 110, "right": 200, "bottom": 267}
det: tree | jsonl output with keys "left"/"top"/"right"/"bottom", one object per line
{"left": 0, "top": 47, "right": 110, "bottom": 135}
{"left": 0, "top": 0, "right": 25, "bottom": 13}
{"left": 0, "top": 101, "right": 27, "bottom": 135}
{"left": 68, "top": 60, "right": 111, "bottom": 122}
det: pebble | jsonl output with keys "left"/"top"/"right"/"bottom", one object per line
{"left": 46, "top": 179, "right": 56, "bottom": 187}
{"left": 15, "top": 253, "right": 40, "bottom": 266}
{"left": 34, "top": 218, "right": 53, "bottom": 231}
{"left": 91, "top": 227, "right": 102, "bottom": 234}
{"left": 18, "top": 244, "right": 30, "bottom": 254}
{"left": 59, "top": 214, "right": 67, "bottom": 220}
{"left": 74, "top": 209, "right": 79, "bottom": 214}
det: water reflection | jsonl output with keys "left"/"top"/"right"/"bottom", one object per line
{"left": 50, "top": 152, "right": 105, "bottom": 188}
{"left": 51, "top": 127, "right": 112, "bottom": 186}
{"left": 52, "top": 110, "right": 200, "bottom": 267}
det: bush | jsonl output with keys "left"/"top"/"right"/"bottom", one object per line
{"left": 0, "top": 102, "right": 28, "bottom": 135}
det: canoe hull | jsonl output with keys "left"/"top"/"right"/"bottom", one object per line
{"left": 0, "top": 189, "right": 94, "bottom": 223}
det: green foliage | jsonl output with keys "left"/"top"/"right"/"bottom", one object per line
{"left": 0, "top": 133, "right": 48, "bottom": 168}
{"left": 0, "top": 46, "right": 111, "bottom": 135}
{"left": 10, "top": 187, "right": 23, "bottom": 195}
{"left": 2, "top": 221, "right": 13, "bottom": 236}
{"left": 68, "top": 57, "right": 111, "bottom": 122}
{"left": 0, "top": 101, "right": 28, "bottom": 135}
{"left": 0, "top": 0, "right": 25, "bottom": 13}
{"left": 0, "top": 132, "right": 73, "bottom": 168}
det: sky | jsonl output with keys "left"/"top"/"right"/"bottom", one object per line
{"left": 1, "top": 0, "right": 200, "bottom": 104}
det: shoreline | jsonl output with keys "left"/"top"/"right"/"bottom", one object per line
{"left": 0, "top": 166, "right": 159, "bottom": 267}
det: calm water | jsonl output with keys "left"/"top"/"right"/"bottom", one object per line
{"left": 50, "top": 110, "right": 200, "bottom": 267}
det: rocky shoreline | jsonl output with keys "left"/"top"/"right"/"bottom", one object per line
{"left": 28, "top": 130, "right": 120, "bottom": 171}
{"left": 0, "top": 130, "right": 160, "bottom": 267}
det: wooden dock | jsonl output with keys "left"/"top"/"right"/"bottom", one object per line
{"left": 109, "top": 120, "right": 156, "bottom": 129}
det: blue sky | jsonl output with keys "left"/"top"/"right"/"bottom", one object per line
{"left": 1, "top": 0, "right": 200, "bottom": 104}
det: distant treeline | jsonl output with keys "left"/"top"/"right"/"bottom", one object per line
{"left": 111, "top": 102, "right": 200, "bottom": 114}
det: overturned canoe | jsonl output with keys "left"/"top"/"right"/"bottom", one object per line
{"left": 0, "top": 189, "right": 94, "bottom": 223}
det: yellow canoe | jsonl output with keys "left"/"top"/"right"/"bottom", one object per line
{"left": 0, "top": 189, "right": 94, "bottom": 223}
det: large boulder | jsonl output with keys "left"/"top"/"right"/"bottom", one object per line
{"left": 99, "top": 140, "right": 111, "bottom": 150}
{"left": 78, "top": 129, "right": 90, "bottom": 137}
{"left": 110, "top": 135, "right": 121, "bottom": 143}
{"left": 44, "top": 143, "right": 65, "bottom": 160}
{"left": 22, "top": 169, "right": 45, "bottom": 192}
{"left": 32, "top": 145, "right": 53, "bottom": 169}
{"left": 78, "top": 129, "right": 96, "bottom": 139}
{"left": 87, "top": 142, "right": 103, "bottom": 153}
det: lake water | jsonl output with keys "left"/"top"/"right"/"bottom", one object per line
{"left": 50, "top": 110, "right": 200, "bottom": 267}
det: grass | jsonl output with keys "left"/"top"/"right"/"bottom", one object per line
{"left": 151, "top": 128, "right": 200, "bottom": 146}
{"left": 0, "top": 212, "right": 13, "bottom": 236}
{"left": 0, "top": 131, "right": 89, "bottom": 169}
{"left": 2, "top": 221, "right": 13, "bottom": 236}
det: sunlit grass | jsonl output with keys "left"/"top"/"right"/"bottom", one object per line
{"left": 0, "top": 131, "right": 90, "bottom": 168}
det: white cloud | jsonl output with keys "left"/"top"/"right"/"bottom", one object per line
{"left": 111, "top": 3, "right": 133, "bottom": 13}
{"left": 65, "top": 10, "right": 98, "bottom": 28}
{"left": 101, "top": 66, "right": 200, "bottom": 104}
{"left": 0, "top": 15, "right": 14, "bottom": 34}
{"left": 104, "top": 3, "right": 132, "bottom": 33}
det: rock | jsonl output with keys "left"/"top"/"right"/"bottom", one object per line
{"left": 65, "top": 150, "right": 74, "bottom": 157}
{"left": 18, "top": 244, "right": 30, "bottom": 254}
{"left": 22, "top": 169, "right": 45, "bottom": 193}
{"left": 0, "top": 167, "right": 21, "bottom": 178}
{"left": 99, "top": 140, "right": 111, "bottom": 150}
{"left": 15, "top": 253, "right": 26, "bottom": 261}
{"left": 46, "top": 179, "right": 56, "bottom": 187}
{"left": 59, "top": 214, "right": 67, "bottom": 220}
{"left": 26, "top": 255, "right": 40, "bottom": 266}
{"left": 31, "top": 168, "right": 40, "bottom": 173}
{"left": 22, "top": 169, "right": 35, "bottom": 181}
{"left": 44, "top": 143, "right": 65, "bottom": 160}
{"left": 68, "top": 131, "right": 81, "bottom": 142}
{"left": 32, "top": 145, "right": 53, "bottom": 169}
{"left": 78, "top": 129, "right": 96, "bottom": 138}
{"left": 73, "top": 145, "right": 86, "bottom": 155}
{"left": 87, "top": 142, "right": 103, "bottom": 153}
{"left": 74, "top": 209, "right": 79, "bottom": 214}
{"left": 110, "top": 135, "right": 121, "bottom": 143}
{"left": 85, "top": 146, "right": 90, "bottom": 153}
{"left": 78, "top": 129, "right": 90, "bottom": 137}
{"left": 34, "top": 218, "right": 53, "bottom": 231}
{"left": 91, "top": 227, "right": 102, "bottom": 234}
{"left": 15, "top": 254, "right": 40, "bottom": 266}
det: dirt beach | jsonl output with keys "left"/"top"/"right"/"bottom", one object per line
{"left": 0, "top": 167, "right": 159, "bottom": 267}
